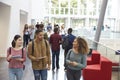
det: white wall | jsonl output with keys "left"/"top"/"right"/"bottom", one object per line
{"left": 31, "top": 0, "right": 48, "bottom": 22}
{"left": 0, "top": 2, "right": 10, "bottom": 57}
{"left": 0, "top": 0, "right": 32, "bottom": 57}
{"left": 20, "top": 10, "right": 28, "bottom": 36}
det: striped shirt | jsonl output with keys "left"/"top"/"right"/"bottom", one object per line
{"left": 7, "top": 47, "right": 26, "bottom": 68}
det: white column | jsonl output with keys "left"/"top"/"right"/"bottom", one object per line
{"left": 94, "top": 0, "right": 108, "bottom": 49}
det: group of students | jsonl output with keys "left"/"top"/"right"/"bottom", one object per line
{"left": 6, "top": 23, "right": 89, "bottom": 80}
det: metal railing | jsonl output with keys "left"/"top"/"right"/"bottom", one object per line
{"left": 84, "top": 37, "right": 120, "bottom": 80}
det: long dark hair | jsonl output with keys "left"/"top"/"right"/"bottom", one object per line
{"left": 11, "top": 35, "right": 21, "bottom": 48}
{"left": 23, "top": 24, "right": 28, "bottom": 33}
{"left": 77, "top": 37, "right": 89, "bottom": 54}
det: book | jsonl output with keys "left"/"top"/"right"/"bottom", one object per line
{"left": 12, "top": 55, "right": 21, "bottom": 58}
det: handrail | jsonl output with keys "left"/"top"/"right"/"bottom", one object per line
{"left": 85, "top": 37, "right": 116, "bottom": 51}
{"left": 84, "top": 37, "right": 120, "bottom": 80}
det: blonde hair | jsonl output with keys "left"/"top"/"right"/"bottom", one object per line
{"left": 77, "top": 37, "right": 89, "bottom": 54}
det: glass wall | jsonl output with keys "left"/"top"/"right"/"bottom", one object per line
{"left": 46, "top": 0, "right": 115, "bottom": 30}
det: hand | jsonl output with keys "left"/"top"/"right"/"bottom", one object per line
{"left": 8, "top": 55, "right": 12, "bottom": 59}
{"left": 69, "top": 61, "right": 78, "bottom": 66}
{"left": 35, "top": 58, "right": 40, "bottom": 61}
{"left": 71, "top": 61, "right": 78, "bottom": 66}
{"left": 7, "top": 55, "right": 12, "bottom": 60}
{"left": 47, "top": 66, "right": 50, "bottom": 70}
{"left": 69, "top": 61, "right": 73, "bottom": 65}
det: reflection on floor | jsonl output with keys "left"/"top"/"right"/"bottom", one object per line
{"left": 1, "top": 31, "right": 120, "bottom": 80}
{"left": 0, "top": 58, "right": 9, "bottom": 80}
{"left": 23, "top": 48, "right": 83, "bottom": 80}
{"left": 0, "top": 48, "right": 83, "bottom": 80}
{"left": 0, "top": 45, "right": 119, "bottom": 80}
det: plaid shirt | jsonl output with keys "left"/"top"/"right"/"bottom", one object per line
{"left": 50, "top": 33, "right": 62, "bottom": 51}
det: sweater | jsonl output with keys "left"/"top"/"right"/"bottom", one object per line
{"left": 6, "top": 48, "right": 26, "bottom": 68}
{"left": 28, "top": 39, "right": 51, "bottom": 70}
{"left": 66, "top": 49, "right": 87, "bottom": 70}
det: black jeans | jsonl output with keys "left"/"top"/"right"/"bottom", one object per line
{"left": 64, "top": 49, "right": 69, "bottom": 69}
{"left": 23, "top": 34, "right": 29, "bottom": 47}
{"left": 66, "top": 68, "right": 81, "bottom": 80}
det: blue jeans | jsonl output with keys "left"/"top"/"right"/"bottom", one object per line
{"left": 9, "top": 68, "right": 23, "bottom": 80}
{"left": 33, "top": 69, "right": 47, "bottom": 80}
{"left": 52, "top": 50, "right": 60, "bottom": 70}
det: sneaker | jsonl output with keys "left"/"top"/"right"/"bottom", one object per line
{"left": 57, "top": 67, "right": 59, "bottom": 69}
{"left": 64, "top": 69, "right": 67, "bottom": 71}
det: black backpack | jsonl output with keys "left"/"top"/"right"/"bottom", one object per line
{"left": 62, "top": 36, "right": 70, "bottom": 49}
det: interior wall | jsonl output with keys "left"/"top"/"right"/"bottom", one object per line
{"left": 0, "top": 2, "right": 10, "bottom": 56}
{"left": 20, "top": 10, "right": 28, "bottom": 36}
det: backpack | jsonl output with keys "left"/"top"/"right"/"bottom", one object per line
{"left": 62, "top": 36, "right": 70, "bottom": 49}
{"left": 32, "top": 40, "right": 47, "bottom": 55}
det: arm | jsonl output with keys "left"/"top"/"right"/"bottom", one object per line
{"left": 44, "top": 32, "right": 48, "bottom": 40}
{"left": 66, "top": 50, "right": 72, "bottom": 64}
{"left": 13, "top": 48, "right": 26, "bottom": 62}
{"left": 73, "top": 54, "right": 87, "bottom": 69}
{"left": 49, "top": 35, "right": 52, "bottom": 44}
{"left": 23, "top": 48, "right": 26, "bottom": 62}
{"left": 46, "top": 41, "right": 51, "bottom": 69}
{"left": 59, "top": 35, "right": 62, "bottom": 44}
{"left": 6, "top": 48, "right": 12, "bottom": 62}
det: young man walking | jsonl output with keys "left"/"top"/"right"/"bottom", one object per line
{"left": 28, "top": 30, "right": 51, "bottom": 80}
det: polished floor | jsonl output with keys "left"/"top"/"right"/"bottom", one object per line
{"left": 1, "top": 30, "right": 120, "bottom": 80}
{"left": 0, "top": 47, "right": 83, "bottom": 80}
{"left": 0, "top": 49, "right": 119, "bottom": 80}
{"left": 0, "top": 47, "right": 119, "bottom": 80}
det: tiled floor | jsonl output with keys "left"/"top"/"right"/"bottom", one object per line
{"left": 0, "top": 30, "right": 120, "bottom": 80}
{"left": 23, "top": 48, "right": 70, "bottom": 80}
{"left": 0, "top": 49, "right": 119, "bottom": 80}
{"left": 0, "top": 48, "right": 83, "bottom": 80}
{"left": 0, "top": 48, "right": 119, "bottom": 80}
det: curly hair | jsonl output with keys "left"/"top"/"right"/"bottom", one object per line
{"left": 77, "top": 37, "right": 89, "bottom": 54}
